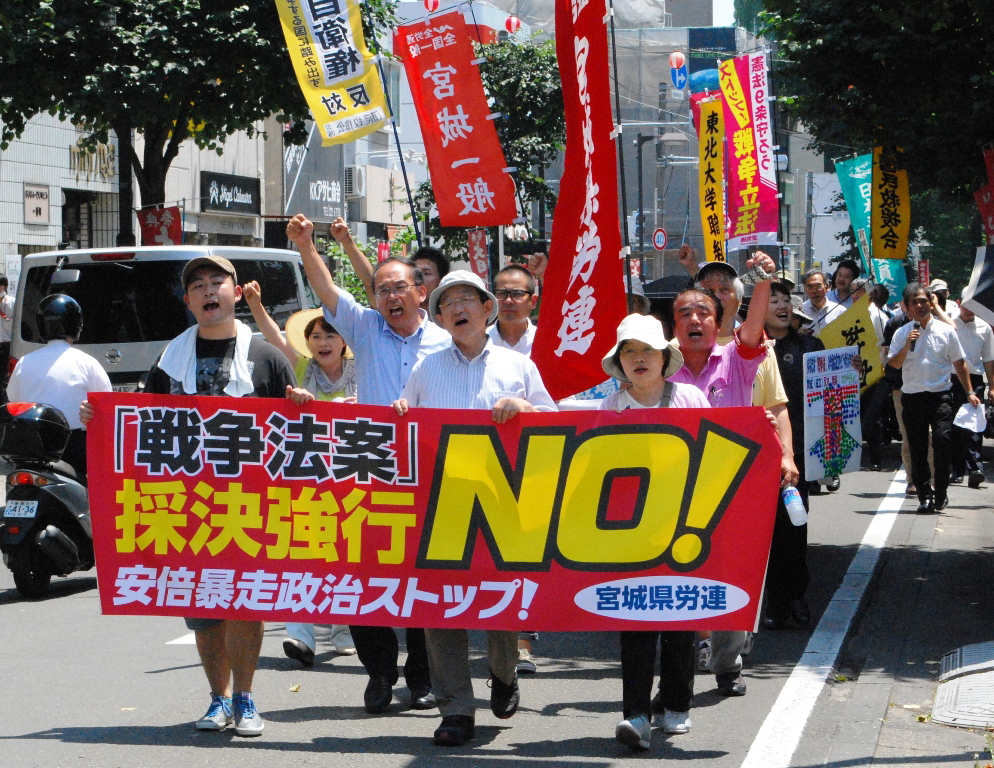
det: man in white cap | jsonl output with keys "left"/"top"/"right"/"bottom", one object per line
{"left": 929, "top": 278, "right": 959, "bottom": 319}
{"left": 393, "top": 270, "right": 556, "bottom": 747}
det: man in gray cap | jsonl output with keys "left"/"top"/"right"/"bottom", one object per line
{"left": 393, "top": 270, "right": 556, "bottom": 747}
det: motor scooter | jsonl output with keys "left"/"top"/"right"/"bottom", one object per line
{"left": 0, "top": 402, "right": 92, "bottom": 598}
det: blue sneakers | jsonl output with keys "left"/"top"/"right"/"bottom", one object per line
{"left": 195, "top": 693, "right": 233, "bottom": 731}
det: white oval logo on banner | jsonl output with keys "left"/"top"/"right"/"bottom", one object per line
{"left": 573, "top": 575, "right": 749, "bottom": 622}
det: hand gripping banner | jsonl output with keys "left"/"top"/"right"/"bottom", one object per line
{"left": 275, "top": 0, "right": 390, "bottom": 145}
{"left": 87, "top": 394, "right": 780, "bottom": 632}
{"left": 530, "top": 0, "right": 627, "bottom": 400}
{"left": 395, "top": 11, "right": 516, "bottom": 226}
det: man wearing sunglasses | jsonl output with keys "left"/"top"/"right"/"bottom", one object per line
{"left": 487, "top": 264, "right": 538, "bottom": 355}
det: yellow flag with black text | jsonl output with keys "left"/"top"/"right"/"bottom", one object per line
{"left": 275, "top": 0, "right": 390, "bottom": 145}
{"left": 871, "top": 146, "right": 910, "bottom": 259}
{"left": 816, "top": 294, "right": 882, "bottom": 392}
{"left": 697, "top": 98, "right": 726, "bottom": 263}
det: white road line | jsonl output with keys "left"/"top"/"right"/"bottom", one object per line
{"left": 166, "top": 633, "right": 197, "bottom": 645}
{"left": 740, "top": 470, "right": 907, "bottom": 768}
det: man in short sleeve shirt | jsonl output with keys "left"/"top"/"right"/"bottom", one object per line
{"left": 888, "top": 283, "right": 980, "bottom": 513}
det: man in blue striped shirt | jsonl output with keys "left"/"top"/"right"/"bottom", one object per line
{"left": 288, "top": 214, "right": 449, "bottom": 716}
{"left": 393, "top": 270, "right": 556, "bottom": 747}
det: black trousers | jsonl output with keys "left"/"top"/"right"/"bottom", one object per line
{"left": 764, "top": 461, "right": 809, "bottom": 617}
{"left": 861, "top": 378, "right": 894, "bottom": 466}
{"left": 902, "top": 390, "right": 954, "bottom": 503}
{"left": 619, "top": 630, "right": 696, "bottom": 718}
{"left": 951, "top": 374, "right": 985, "bottom": 476}
{"left": 0, "top": 341, "right": 9, "bottom": 404}
{"left": 349, "top": 625, "right": 431, "bottom": 690}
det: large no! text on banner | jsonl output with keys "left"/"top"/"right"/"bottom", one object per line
{"left": 395, "top": 11, "right": 517, "bottom": 227}
{"left": 88, "top": 394, "right": 780, "bottom": 632}
{"left": 275, "top": 0, "right": 390, "bottom": 145}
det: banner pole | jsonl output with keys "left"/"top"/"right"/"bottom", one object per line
{"left": 368, "top": 35, "right": 423, "bottom": 250}
{"left": 607, "top": 0, "right": 633, "bottom": 298}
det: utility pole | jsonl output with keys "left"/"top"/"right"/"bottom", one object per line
{"left": 803, "top": 170, "right": 814, "bottom": 272}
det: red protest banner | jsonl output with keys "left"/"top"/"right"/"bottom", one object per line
{"left": 87, "top": 393, "right": 780, "bottom": 632}
{"left": 530, "top": 0, "right": 627, "bottom": 401}
{"left": 719, "top": 53, "right": 779, "bottom": 252}
{"left": 395, "top": 11, "right": 516, "bottom": 227}
{"left": 466, "top": 228, "right": 490, "bottom": 282}
{"left": 138, "top": 206, "right": 182, "bottom": 246}
{"left": 975, "top": 186, "right": 994, "bottom": 245}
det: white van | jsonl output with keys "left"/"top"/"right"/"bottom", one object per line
{"left": 10, "top": 246, "right": 315, "bottom": 392}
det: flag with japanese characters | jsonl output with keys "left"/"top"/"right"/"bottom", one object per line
{"left": 530, "top": 0, "right": 628, "bottom": 400}
{"left": 974, "top": 185, "right": 994, "bottom": 245}
{"left": 395, "top": 12, "right": 516, "bottom": 226}
{"left": 87, "top": 393, "right": 781, "bottom": 631}
{"left": 718, "top": 53, "right": 778, "bottom": 251}
{"left": 815, "top": 294, "right": 882, "bottom": 394}
{"left": 466, "top": 228, "right": 490, "bottom": 283}
{"left": 138, "top": 206, "right": 182, "bottom": 246}
{"left": 275, "top": 0, "right": 390, "bottom": 145}
{"left": 696, "top": 96, "right": 727, "bottom": 262}
{"left": 871, "top": 146, "right": 911, "bottom": 259}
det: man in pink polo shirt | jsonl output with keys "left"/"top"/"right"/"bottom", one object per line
{"left": 667, "top": 250, "right": 778, "bottom": 699}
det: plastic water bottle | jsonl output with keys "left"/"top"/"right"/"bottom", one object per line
{"left": 782, "top": 485, "right": 807, "bottom": 526}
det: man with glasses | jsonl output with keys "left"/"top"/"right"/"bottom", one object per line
{"left": 392, "top": 270, "right": 555, "bottom": 747}
{"left": 287, "top": 213, "right": 450, "bottom": 716}
{"left": 488, "top": 264, "right": 538, "bottom": 354}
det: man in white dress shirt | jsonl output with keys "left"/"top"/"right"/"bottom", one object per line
{"left": 487, "top": 264, "right": 538, "bottom": 354}
{"left": 394, "top": 270, "right": 555, "bottom": 747}
{"left": 800, "top": 269, "right": 846, "bottom": 333}
{"left": 889, "top": 283, "right": 980, "bottom": 513}
{"left": 951, "top": 302, "right": 994, "bottom": 487}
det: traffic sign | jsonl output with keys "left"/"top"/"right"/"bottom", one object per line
{"left": 670, "top": 65, "right": 688, "bottom": 90}
{"left": 652, "top": 228, "right": 668, "bottom": 251}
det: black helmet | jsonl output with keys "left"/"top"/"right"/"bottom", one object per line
{"left": 37, "top": 294, "right": 82, "bottom": 342}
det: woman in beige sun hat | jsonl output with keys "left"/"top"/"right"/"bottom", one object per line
{"left": 243, "top": 281, "right": 357, "bottom": 661}
{"left": 244, "top": 281, "right": 356, "bottom": 402}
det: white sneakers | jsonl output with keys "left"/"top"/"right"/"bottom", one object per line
{"left": 662, "top": 709, "right": 692, "bottom": 734}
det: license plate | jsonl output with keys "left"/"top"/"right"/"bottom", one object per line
{"left": 5, "top": 501, "right": 38, "bottom": 518}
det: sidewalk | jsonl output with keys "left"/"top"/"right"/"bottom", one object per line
{"left": 798, "top": 467, "right": 994, "bottom": 767}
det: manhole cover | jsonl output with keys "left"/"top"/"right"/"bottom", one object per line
{"left": 932, "top": 670, "right": 994, "bottom": 728}
{"left": 940, "top": 641, "right": 994, "bottom": 681}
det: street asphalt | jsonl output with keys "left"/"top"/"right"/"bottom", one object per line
{"left": 1, "top": 439, "right": 992, "bottom": 768}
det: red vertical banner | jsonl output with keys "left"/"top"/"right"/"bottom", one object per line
{"left": 975, "top": 187, "right": 994, "bottom": 245}
{"left": 530, "top": 0, "right": 627, "bottom": 400}
{"left": 395, "top": 12, "right": 516, "bottom": 227}
{"left": 466, "top": 228, "right": 490, "bottom": 283}
{"left": 917, "top": 259, "right": 930, "bottom": 287}
{"left": 138, "top": 206, "right": 182, "bottom": 245}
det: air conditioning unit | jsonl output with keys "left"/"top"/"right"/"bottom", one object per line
{"left": 344, "top": 165, "right": 366, "bottom": 197}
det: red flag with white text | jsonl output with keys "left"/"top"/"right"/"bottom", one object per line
{"left": 530, "top": 0, "right": 627, "bottom": 400}
{"left": 395, "top": 12, "right": 516, "bottom": 227}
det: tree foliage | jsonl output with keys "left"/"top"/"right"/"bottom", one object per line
{"left": 0, "top": 0, "right": 398, "bottom": 207}
{"left": 411, "top": 35, "right": 564, "bottom": 254}
{"left": 763, "top": 0, "right": 994, "bottom": 202}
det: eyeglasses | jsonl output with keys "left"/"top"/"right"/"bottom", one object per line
{"left": 494, "top": 289, "right": 533, "bottom": 301}
{"left": 438, "top": 296, "right": 481, "bottom": 312}
{"left": 374, "top": 281, "right": 418, "bottom": 299}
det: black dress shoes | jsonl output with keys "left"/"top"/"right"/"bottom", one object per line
{"left": 489, "top": 670, "right": 520, "bottom": 719}
{"left": 716, "top": 672, "right": 747, "bottom": 696}
{"left": 789, "top": 598, "right": 811, "bottom": 626}
{"left": 433, "top": 715, "right": 475, "bottom": 746}
{"left": 934, "top": 492, "right": 949, "bottom": 511}
{"left": 363, "top": 676, "right": 393, "bottom": 714}
{"left": 410, "top": 686, "right": 437, "bottom": 710}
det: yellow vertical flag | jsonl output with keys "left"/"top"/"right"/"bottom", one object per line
{"left": 871, "top": 146, "right": 911, "bottom": 259}
{"left": 275, "top": 0, "right": 390, "bottom": 146}
{"left": 816, "top": 294, "right": 882, "bottom": 392}
{"left": 698, "top": 98, "right": 726, "bottom": 263}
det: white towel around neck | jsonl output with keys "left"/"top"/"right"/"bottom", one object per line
{"left": 157, "top": 320, "right": 255, "bottom": 397}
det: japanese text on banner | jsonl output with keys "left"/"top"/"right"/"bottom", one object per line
{"left": 395, "top": 11, "right": 516, "bottom": 226}
{"left": 697, "top": 98, "right": 727, "bottom": 263}
{"left": 275, "top": 0, "right": 389, "bottom": 145}
{"left": 871, "top": 146, "right": 911, "bottom": 259}
{"left": 87, "top": 394, "right": 782, "bottom": 632}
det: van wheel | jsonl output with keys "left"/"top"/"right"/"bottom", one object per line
{"left": 10, "top": 548, "right": 52, "bottom": 599}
